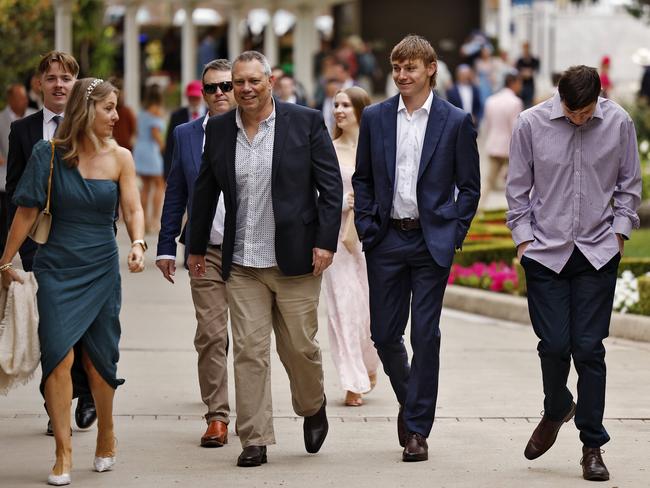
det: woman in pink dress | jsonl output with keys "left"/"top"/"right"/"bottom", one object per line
{"left": 323, "top": 86, "right": 379, "bottom": 406}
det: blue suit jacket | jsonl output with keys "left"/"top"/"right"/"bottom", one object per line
{"left": 352, "top": 94, "right": 480, "bottom": 268}
{"left": 446, "top": 84, "right": 483, "bottom": 125}
{"left": 157, "top": 116, "right": 209, "bottom": 263}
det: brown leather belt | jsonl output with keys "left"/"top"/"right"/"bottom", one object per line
{"left": 390, "top": 218, "right": 421, "bottom": 231}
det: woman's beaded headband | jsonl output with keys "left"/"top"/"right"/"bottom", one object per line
{"left": 85, "top": 78, "right": 103, "bottom": 101}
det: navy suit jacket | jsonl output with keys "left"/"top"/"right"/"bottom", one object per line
{"left": 352, "top": 94, "right": 480, "bottom": 268}
{"left": 189, "top": 102, "right": 343, "bottom": 280}
{"left": 5, "top": 110, "right": 43, "bottom": 263}
{"left": 446, "top": 84, "right": 483, "bottom": 125}
{"left": 157, "top": 116, "right": 206, "bottom": 263}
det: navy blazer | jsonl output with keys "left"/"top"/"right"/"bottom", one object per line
{"left": 189, "top": 101, "right": 343, "bottom": 280}
{"left": 157, "top": 117, "right": 206, "bottom": 263}
{"left": 5, "top": 110, "right": 43, "bottom": 261}
{"left": 446, "top": 84, "right": 483, "bottom": 125}
{"left": 352, "top": 94, "right": 480, "bottom": 268}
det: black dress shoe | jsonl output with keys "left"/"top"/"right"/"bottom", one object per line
{"left": 402, "top": 432, "right": 428, "bottom": 462}
{"left": 237, "top": 446, "right": 267, "bottom": 467}
{"left": 397, "top": 406, "right": 406, "bottom": 447}
{"left": 581, "top": 447, "right": 610, "bottom": 481}
{"left": 75, "top": 394, "right": 97, "bottom": 430}
{"left": 303, "top": 396, "right": 328, "bottom": 454}
{"left": 524, "top": 401, "right": 576, "bottom": 460}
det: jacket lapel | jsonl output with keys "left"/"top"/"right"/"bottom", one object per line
{"left": 30, "top": 110, "right": 44, "bottom": 143}
{"left": 224, "top": 111, "right": 238, "bottom": 210}
{"left": 381, "top": 96, "right": 399, "bottom": 187}
{"left": 272, "top": 102, "right": 290, "bottom": 186}
{"left": 417, "top": 95, "right": 448, "bottom": 181}
{"left": 189, "top": 118, "right": 204, "bottom": 173}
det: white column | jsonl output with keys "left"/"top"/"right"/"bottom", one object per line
{"left": 498, "top": 0, "right": 512, "bottom": 52}
{"left": 181, "top": 0, "right": 198, "bottom": 104}
{"left": 124, "top": 1, "right": 141, "bottom": 113}
{"left": 228, "top": 6, "right": 243, "bottom": 61}
{"left": 53, "top": 0, "right": 73, "bottom": 53}
{"left": 264, "top": 11, "right": 279, "bottom": 68}
{"left": 293, "top": 4, "right": 316, "bottom": 101}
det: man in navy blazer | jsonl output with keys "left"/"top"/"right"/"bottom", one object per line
{"left": 352, "top": 35, "right": 480, "bottom": 462}
{"left": 446, "top": 64, "right": 483, "bottom": 126}
{"left": 156, "top": 59, "right": 235, "bottom": 448}
{"left": 188, "top": 51, "right": 342, "bottom": 467}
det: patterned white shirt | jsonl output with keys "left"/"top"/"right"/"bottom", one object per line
{"left": 233, "top": 104, "right": 277, "bottom": 267}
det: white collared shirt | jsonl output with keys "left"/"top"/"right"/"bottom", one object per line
{"left": 202, "top": 114, "right": 226, "bottom": 246}
{"left": 42, "top": 106, "right": 64, "bottom": 140}
{"left": 392, "top": 90, "right": 433, "bottom": 219}
{"left": 458, "top": 84, "right": 473, "bottom": 114}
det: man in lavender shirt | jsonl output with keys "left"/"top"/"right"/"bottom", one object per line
{"left": 506, "top": 65, "right": 642, "bottom": 482}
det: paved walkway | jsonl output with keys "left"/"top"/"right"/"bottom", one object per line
{"left": 1, "top": 233, "right": 649, "bottom": 487}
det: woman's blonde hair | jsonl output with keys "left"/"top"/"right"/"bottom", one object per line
{"left": 332, "top": 86, "right": 371, "bottom": 140}
{"left": 53, "top": 78, "right": 119, "bottom": 166}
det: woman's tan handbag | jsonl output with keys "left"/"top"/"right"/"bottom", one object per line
{"left": 341, "top": 210, "right": 359, "bottom": 253}
{"left": 28, "top": 140, "right": 55, "bottom": 244}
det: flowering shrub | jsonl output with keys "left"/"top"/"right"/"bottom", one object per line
{"left": 613, "top": 270, "right": 650, "bottom": 314}
{"left": 448, "top": 262, "right": 518, "bottom": 294}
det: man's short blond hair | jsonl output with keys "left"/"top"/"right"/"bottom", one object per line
{"left": 38, "top": 51, "right": 79, "bottom": 77}
{"left": 390, "top": 35, "right": 438, "bottom": 87}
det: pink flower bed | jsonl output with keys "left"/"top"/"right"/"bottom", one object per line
{"left": 448, "top": 261, "right": 518, "bottom": 294}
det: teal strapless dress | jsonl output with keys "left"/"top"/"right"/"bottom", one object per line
{"left": 13, "top": 140, "right": 124, "bottom": 394}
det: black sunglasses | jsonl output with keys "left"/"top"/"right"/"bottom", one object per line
{"left": 203, "top": 81, "right": 233, "bottom": 94}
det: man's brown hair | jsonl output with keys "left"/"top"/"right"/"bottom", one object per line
{"left": 390, "top": 35, "right": 438, "bottom": 87}
{"left": 38, "top": 51, "right": 79, "bottom": 77}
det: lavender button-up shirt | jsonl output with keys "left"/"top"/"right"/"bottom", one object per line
{"left": 506, "top": 94, "right": 642, "bottom": 273}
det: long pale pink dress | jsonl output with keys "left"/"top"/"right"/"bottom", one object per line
{"left": 323, "top": 158, "right": 379, "bottom": 394}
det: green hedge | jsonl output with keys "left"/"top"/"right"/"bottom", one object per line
{"left": 619, "top": 257, "right": 650, "bottom": 277}
{"left": 454, "top": 242, "right": 516, "bottom": 266}
{"left": 638, "top": 276, "right": 650, "bottom": 316}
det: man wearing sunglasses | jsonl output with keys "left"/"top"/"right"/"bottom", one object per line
{"left": 156, "top": 59, "right": 236, "bottom": 448}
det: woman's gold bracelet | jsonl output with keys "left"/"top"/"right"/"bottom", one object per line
{"left": 0, "top": 263, "right": 13, "bottom": 272}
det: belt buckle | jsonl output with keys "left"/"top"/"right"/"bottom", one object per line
{"left": 400, "top": 218, "right": 413, "bottom": 231}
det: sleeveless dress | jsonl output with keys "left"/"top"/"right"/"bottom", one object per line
{"left": 12, "top": 140, "right": 124, "bottom": 394}
{"left": 322, "top": 160, "right": 379, "bottom": 394}
{"left": 132, "top": 110, "right": 165, "bottom": 176}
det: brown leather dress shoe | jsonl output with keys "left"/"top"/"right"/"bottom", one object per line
{"left": 200, "top": 420, "right": 228, "bottom": 447}
{"left": 397, "top": 406, "right": 407, "bottom": 448}
{"left": 402, "top": 432, "right": 428, "bottom": 462}
{"left": 524, "top": 401, "right": 576, "bottom": 460}
{"left": 581, "top": 447, "right": 610, "bottom": 481}
{"left": 237, "top": 446, "right": 267, "bottom": 467}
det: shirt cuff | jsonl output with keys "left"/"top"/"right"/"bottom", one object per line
{"left": 156, "top": 255, "right": 176, "bottom": 261}
{"left": 612, "top": 217, "right": 633, "bottom": 239}
{"left": 511, "top": 222, "right": 534, "bottom": 247}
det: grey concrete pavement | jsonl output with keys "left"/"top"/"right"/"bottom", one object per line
{"left": 1, "top": 231, "right": 649, "bottom": 487}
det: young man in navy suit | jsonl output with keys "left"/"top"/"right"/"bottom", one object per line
{"left": 352, "top": 35, "right": 480, "bottom": 462}
{"left": 156, "top": 59, "right": 235, "bottom": 448}
{"left": 6, "top": 51, "right": 98, "bottom": 435}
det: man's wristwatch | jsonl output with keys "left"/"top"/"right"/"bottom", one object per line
{"left": 132, "top": 239, "right": 148, "bottom": 252}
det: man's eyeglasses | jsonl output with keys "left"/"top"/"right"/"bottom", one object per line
{"left": 203, "top": 82, "right": 233, "bottom": 94}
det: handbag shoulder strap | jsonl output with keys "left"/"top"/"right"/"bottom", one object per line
{"left": 44, "top": 140, "right": 55, "bottom": 214}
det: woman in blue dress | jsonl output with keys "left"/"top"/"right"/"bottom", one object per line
{"left": 132, "top": 85, "right": 165, "bottom": 233}
{"left": 0, "top": 78, "right": 146, "bottom": 486}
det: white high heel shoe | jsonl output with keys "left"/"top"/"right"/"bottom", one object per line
{"left": 47, "top": 472, "right": 71, "bottom": 486}
{"left": 93, "top": 455, "right": 115, "bottom": 472}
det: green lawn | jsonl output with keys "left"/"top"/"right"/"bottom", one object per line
{"left": 627, "top": 228, "right": 650, "bottom": 257}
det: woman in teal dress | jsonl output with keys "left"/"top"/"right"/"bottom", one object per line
{"left": 0, "top": 78, "right": 146, "bottom": 486}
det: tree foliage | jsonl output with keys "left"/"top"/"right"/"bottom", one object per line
{"left": 0, "top": 0, "right": 54, "bottom": 95}
{"left": 626, "top": 0, "right": 650, "bottom": 22}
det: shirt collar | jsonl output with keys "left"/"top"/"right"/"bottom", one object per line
{"left": 236, "top": 98, "right": 276, "bottom": 130}
{"left": 550, "top": 92, "right": 604, "bottom": 122}
{"left": 398, "top": 89, "right": 434, "bottom": 116}
{"left": 43, "top": 106, "right": 64, "bottom": 123}
{"left": 202, "top": 113, "right": 210, "bottom": 131}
